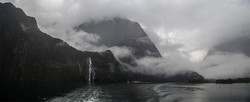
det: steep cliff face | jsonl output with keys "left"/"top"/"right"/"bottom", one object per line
{"left": 0, "top": 3, "right": 124, "bottom": 82}
{"left": 75, "top": 17, "right": 162, "bottom": 58}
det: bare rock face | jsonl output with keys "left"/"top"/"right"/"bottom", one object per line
{"left": 75, "top": 17, "right": 162, "bottom": 58}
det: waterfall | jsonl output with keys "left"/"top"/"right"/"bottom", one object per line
{"left": 88, "top": 57, "right": 95, "bottom": 83}
{"left": 88, "top": 57, "right": 92, "bottom": 82}
{"left": 78, "top": 62, "right": 82, "bottom": 76}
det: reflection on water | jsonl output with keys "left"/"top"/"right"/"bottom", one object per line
{"left": 47, "top": 85, "right": 103, "bottom": 102}
{"left": 47, "top": 83, "right": 250, "bottom": 102}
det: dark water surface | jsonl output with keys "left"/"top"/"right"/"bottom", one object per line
{"left": 1, "top": 82, "right": 250, "bottom": 102}
{"left": 48, "top": 83, "right": 250, "bottom": 102}
{"left": 0, "top": 81, "right": 84, "bottom": 101}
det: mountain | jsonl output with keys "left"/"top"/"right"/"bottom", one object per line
{"left": 0, "top": 2, "right": 204, "bottom": 83}
{"left": 75, "top": 17, "right": 162, "bottom": 58}
{"left": 75, "top": 17, "right": 249, "bottom": 80}
{"left": 75, "top": 17, "right": 204, "bottom": 81}
{"left": 0, "top": 2, "right": 124, "bottom": 82}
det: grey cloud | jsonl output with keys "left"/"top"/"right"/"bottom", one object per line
{"left": 128, "top": 56, "right": 197, "bottom": 77}
{"left": 108, "top": 46, "right": 133, "bottom": 58}
{"left": 8, "top": 0, "right": 250, "bottom": 51}
{"left": 199, "top": 53, "right": 250, "bottom": 79}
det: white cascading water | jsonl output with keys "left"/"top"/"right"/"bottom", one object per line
{"left": 88, "top": 57, "right": 95, "bottom": 83}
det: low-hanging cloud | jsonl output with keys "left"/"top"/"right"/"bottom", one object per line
{"left": 124, "top": 55, "right": 199, "bottom": 78}
{"left": 2, "top": 0, "right": 250, "bottom": 79}
{"left": 198, "top": 52, "right": 250, "bottom": 79}
{"left": 108, "top": 46, "right": 133, "bottom": 58}
{"left": 66, "top": 30, "right": 107, "bottom": 52}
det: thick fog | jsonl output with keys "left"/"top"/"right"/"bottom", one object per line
{"left": 2, "top": 0, "right": 250, "bottom": 79}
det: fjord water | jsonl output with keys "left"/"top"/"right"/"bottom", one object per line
{"left": 46, "top": 83, "right": 250, "bottom": 102}
{"left": 1, "top": 82, "right": 249, "bottom": 102}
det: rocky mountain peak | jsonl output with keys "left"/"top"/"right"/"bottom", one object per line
{"left": 75, "top": 17, "right": 162, "bottom": 58}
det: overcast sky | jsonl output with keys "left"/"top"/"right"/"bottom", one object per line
{"left": 2, "top": 0, "right": 250, "bottom": 79}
